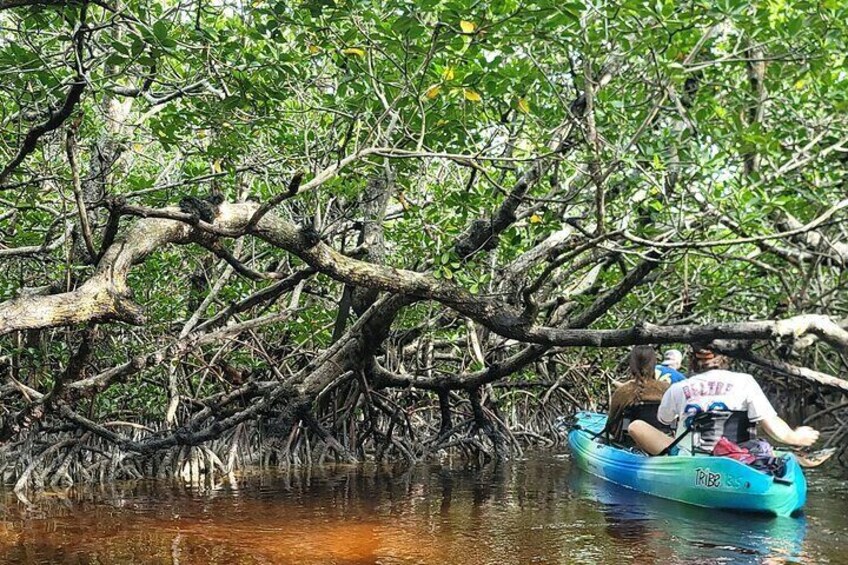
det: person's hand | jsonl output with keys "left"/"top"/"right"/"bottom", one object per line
{"left": 790, "top": 426, "right": 819, "bottom": 447}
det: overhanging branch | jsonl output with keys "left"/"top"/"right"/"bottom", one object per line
{"left": 3, "top": 201, "right": 847, "bottom": 358}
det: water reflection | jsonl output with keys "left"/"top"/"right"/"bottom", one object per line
{"left": 568, "top": 469, "right": 808, "bottom": 564}
{"left": 0, "top": 456, "right": 843, "bottom": 564}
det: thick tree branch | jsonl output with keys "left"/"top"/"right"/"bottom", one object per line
{"left": 721, "top": 346, "right": 848, "bottom": 393}
{"left": 0, "top": 79, "right": 86, "bottom": 187}
{"left": 3, "top": 202, "right": 847, "bottom": 357}
{"left": 454, "top": 158, "right": 546, "bottom": 258}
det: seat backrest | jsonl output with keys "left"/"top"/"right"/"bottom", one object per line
{"left": 690, "top": 410, "right": 753, "bottom": 451}
{"left": 621, "top": 402, "right": 674, "bottom": 436}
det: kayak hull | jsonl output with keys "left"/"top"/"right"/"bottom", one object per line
{"left": 567, "top": 411, "right": 806, "bottom": 517}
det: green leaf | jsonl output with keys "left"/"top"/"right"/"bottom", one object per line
{"left": 153, "top": 20, "right": 170, "bottom": 42}
{"left": 111, "top": 41, "right": 130, "bottom": 55}
{"left": 104, "top": 53, "right": 126, "bottom": 66}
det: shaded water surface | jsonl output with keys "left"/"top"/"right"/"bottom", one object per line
{"left": 1, "top": 456, "right": 846, "bottom": 564}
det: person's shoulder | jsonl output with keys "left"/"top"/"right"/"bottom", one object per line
{"left": 709, "top": 369, "right": 754, "bottom": 380}
{"left": 669, "top": 368, "right": 686, "bottom": 382}
{"left": 691, "top": 368, "right": 748, "bottom": 379}
{"left": 692, "top": 369, "right": 757, "bottom": 390}
{"left": 657, "top": 380, "right": 682, "bottom": 412}
{"left": 612, "top": 381, "right": 637, "bottom": 396}
{"left": 663, "top": 379, "right": 685, "bottom": 395}
{"left": 649, "top": 379, "right": 671, "bottom": 393}
{"left": 655, "top": 365, "right": 682, "bottom": 384}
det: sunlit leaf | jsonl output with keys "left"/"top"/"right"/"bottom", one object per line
{"left": 342, "top": 47, "right": 366, "bottom": 57}
{"left": 463, "top": 88, "right": 482, "bottom": 102}
{"left": 424, "top": 84, "right": 441, "bottom": 99}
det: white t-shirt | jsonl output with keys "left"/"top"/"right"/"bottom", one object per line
{"left": 658, "top": 369, "right": 777, "bottom": 439}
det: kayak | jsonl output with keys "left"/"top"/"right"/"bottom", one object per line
{"left": 567, "top": 411, "right": 807, "bottom": 517}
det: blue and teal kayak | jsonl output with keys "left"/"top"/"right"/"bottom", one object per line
{"left": 567, "top": 411, "right": 807, "bottom": 517}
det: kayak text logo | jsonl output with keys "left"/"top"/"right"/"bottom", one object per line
{"left": 695, "top": 468, "right": 721, "bottom": 488}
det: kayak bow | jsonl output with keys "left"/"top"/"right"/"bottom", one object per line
{"left": 567, "top": 411, "right": 807, "bottom": 517}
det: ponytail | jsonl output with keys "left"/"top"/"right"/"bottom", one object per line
{"left": 629, "top": 345, "right": 658, "bottom": 405}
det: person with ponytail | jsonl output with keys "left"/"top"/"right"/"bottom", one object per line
{"left": 606, "top": 346, "right": 670, "bottom": 443}
{"left": 629, "top": 342, "right": 820, "bottom": 456}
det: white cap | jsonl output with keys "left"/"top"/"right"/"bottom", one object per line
{"left": 661, "top": 349, "right": 683, "bottom": 366}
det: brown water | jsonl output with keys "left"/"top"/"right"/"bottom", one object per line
{"left": 0, "top": 455, "right": 846, "bottom": 564}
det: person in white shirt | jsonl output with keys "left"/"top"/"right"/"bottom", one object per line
{"left": 629, "top": 343, "right": 820, "bottom": 455}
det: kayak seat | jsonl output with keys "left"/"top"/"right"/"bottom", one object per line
{"left": 619, "top": 403, "right": 674, "bottom": 447}
{"left": 689, "top": 410, "right": 754, "bottom": 452}
{"left": 659, "top": 409, "right": 755, "bottom": 456}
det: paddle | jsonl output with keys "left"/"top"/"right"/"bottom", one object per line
{"left": 794, "top": 447, "right": 837, "bottom": 468}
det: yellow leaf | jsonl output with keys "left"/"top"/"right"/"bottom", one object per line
{"left": 517, "top": 97, "right": 530, "bottom": 114}
{"left": 442, "top": 66, "right": 455, "bottom": 80}
{"left": 424, "top": 84, "right": 442, "bottom": 99}
{"left": 463, "top": 88, "right": 482, "bottom": 102}
{"left": 342, "top": 47, "right": 366, "bottom": 57}
{"left": 529, "top": 213, "right": 542, "bottom": 224}
{"left": 460, "top": 20, "right": 476, "bottom": 33}
{"left": 308, "top": 44, "right": 321, "bottom": 54}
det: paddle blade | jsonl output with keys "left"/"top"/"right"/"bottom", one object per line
{"left": 796, "top": 447, "right": 837, "bottom": 468}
